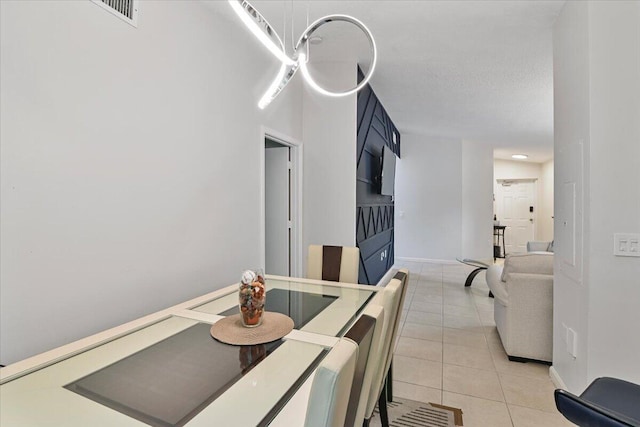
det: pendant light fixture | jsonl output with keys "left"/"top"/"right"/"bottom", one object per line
{"left": 228, "top": 0, "right": 295, "bottom": 66}
{"left": 228, "top": 0, "right": 377, "bottom": 109}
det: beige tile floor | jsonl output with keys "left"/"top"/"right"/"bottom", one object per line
{"left": 389, "top": 260, "right": 575, "bottom": 427}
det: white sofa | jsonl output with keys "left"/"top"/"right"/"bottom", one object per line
{"left": 486, "top": 251, "right": 554, "bottom": 363}
{"left": 527, "top": 240, "right": 554, "bottom": 253}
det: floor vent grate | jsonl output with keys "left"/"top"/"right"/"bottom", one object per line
{"left": 372, "top": 399, "right": 459, "bottom": 427}
{"left": 391, "top": 405, "right": 454, "bottom": 427}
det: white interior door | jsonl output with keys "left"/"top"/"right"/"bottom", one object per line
{"left": 496, "top": 180, "right": 536, "bottom": 254}
{"left": 265, "top": 145, "right": 290, "bottom": 276}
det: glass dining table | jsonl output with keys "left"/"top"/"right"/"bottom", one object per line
{"left": 0, "top": 275, "right": 378, "bottom": 427}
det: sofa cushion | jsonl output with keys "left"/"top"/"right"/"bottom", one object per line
{"left": 500, "top": 252, "right": 553, "bottom": 282}
{"left": 527, "top": 241, "right": 553, "bottom": 252}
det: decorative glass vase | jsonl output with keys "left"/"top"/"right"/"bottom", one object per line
{"left": 239, "top": 269, "right": 266, "bottom": 327}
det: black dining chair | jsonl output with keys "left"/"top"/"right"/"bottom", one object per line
{"left": 554, "top": 377, "right": 640, "bottom": 427}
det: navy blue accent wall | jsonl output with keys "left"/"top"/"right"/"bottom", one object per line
{"left": 356, "top": 73, "right": 401, "bottom": 285}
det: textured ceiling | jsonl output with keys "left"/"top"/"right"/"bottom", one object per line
{"left": 217, "top": 1, "right": 565, "bottom": 163}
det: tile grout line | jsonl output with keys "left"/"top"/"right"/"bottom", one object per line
{"left": 473, "top": 273, "right": 514, "bottom": 426}
{"left": 466, "top": 266, "right": 513, "bottom": 425}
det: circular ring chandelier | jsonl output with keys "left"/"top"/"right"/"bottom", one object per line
{"left": 228, "top": 0, "right": 377, "bottom": 109}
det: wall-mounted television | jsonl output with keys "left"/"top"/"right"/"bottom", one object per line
{"left": 380, "top": 145, "right": 396, "bottom": 196}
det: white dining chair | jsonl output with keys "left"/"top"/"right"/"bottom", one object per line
{"left": 380, "top": 270, "right": 409, "bottom": 405}
{"left": 304, "top": 338, "right": 358, "bottom": 427}
{"left": 362, "top": 269, "right": 409, "bottom": 427}
{"left": 269, "top": 304, "right": 384, "bottom": 427}
{"left": 307, "top": 245, "right": 360, "bottom": 284}
{"left": 344, "top": 303, "right": 385, "bottom": 427}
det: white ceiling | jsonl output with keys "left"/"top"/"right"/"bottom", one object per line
{"left": 218, "top": 0, "right": 566, "bottom": 163}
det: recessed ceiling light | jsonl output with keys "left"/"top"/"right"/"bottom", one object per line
{"left": 512, "top": 154, "right": 528, "bottom": 160}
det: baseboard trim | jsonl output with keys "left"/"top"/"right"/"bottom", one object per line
{"left": 395, "top": 257, "right": 458, "bottom": 265}
{"left": 508, "top": 355, "right": 552, "bottom": 366}
{"left": 549, "top": 366, "right": 567, "bottom": 390}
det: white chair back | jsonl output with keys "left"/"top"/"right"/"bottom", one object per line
{"left": 381, "top": 270, "right": 409, "bottom": 385}
{"left": 344, "top": 304, "right": 385, "bottom": 427}
{"left": 304, "top": 338, "right": 358, "bottom": 427}
{"left": 363, "top": 270, "right": 409, "bottom": 420}
{"left": 307, "top": 245, "right": 360, "bottom": 284}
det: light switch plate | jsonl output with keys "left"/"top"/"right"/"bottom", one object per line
{"left": 614, "top": 233, "right": 640, "bottom": 257}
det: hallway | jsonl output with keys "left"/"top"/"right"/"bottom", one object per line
{"left": 386, "top": 260, "right": 572, "bottom": 427}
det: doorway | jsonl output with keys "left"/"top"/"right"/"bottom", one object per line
{"left": 264, "top": 138, "right": 291, "bottom": 276}
{"left": 262, "top": 131, "right": 301, "bottom": 277}
{"left": 495, "top": 179, "right": 536, "bottom": 254}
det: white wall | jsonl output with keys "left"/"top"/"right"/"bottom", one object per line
{"left": 302, "top": 62, "right": 357, "bottom": 258}
{"left": 0, "top": 1, "right": 306, "bottom": 364}
{"left": 395, "top": 135, "right": 463, "bottom": 260}
{"left": 552, "top": 0, "right": 591, "bottom": 392}
{"left": 586, "top": 0, "right": 640, "bottom": 385}
{"left": 553, "top": 0, "right": 640, "bottom": 392}
{"left": 462, "top": 141, "right": 494, "bottom": 260}
{"left": 494, "top": 159, "right": 542, "bottom": 182}
{"left": 494, "top": 159, "right": 553, "bottom": 241}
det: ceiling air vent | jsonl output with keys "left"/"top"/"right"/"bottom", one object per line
{"left": 92, "top": 0, "right": 139, "bottom": 27}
